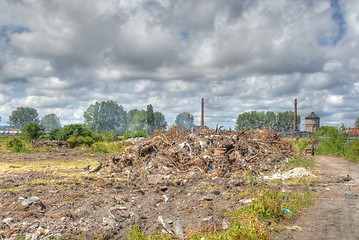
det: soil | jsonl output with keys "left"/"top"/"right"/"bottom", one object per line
{"left": 276, "top": 155, "right": 359, "bottom": 240}
{"left": 0, "top": 147, "right": 275, "bottom": 240}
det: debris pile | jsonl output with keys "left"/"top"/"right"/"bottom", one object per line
{"left": 32, "top": 140, "right": 69, "bottom": 148}
{"left": 112, "top": 127, "right": 294, "bottom": 174}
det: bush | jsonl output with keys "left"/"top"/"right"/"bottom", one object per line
{"left": 315, "top": 126, "right": 346, "bottom": 157}
{"left": 5, "top": 137, "right": 27, "bottom": 152}
{"left": 91, "top": 142, "right": 124, "bottom": 153}
{"left": 348, "top": 140, "right": 359, "bottom": 162}
{"left": 122, "top": 131, "right": 147, "bottom": 140}
{"left": 67, "top": 136, "right": 94, "bottom": 148}
{"left": 21, "top": 122, "right": 45, "bottom": 140}
{"left": 58, "top": 124, "right": 93, "bottom": 141}
{"left": 101, "top": 131, "right": 117, "bottom": 142}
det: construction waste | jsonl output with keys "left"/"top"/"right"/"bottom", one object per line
{"left": 111, "top": 127, "right": 294, "bottom": 175}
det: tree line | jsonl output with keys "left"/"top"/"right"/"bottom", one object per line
{"left": 3, "top": 102, "right": 359, "bottom": 135}
{"left": 235, "top": 110, "right": 301, "bottom": 131}
{"left": 3, "top": 101, "right": 196, "bottom": 134}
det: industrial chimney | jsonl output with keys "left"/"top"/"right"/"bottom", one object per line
{"left": 293, "top": 99, "right": 297, "bottom": 131}
{"left": 200, "top": 98, "right": 204, "bottom": 127}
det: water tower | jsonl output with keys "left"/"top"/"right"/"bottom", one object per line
{"left": 305, "top": 112, "right": 320, "bottom": 133}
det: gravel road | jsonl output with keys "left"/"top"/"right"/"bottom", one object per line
{"left": 277, "top": 156, "right": 359, "bottom": 240}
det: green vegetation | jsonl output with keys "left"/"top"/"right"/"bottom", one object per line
{"left": 236, "top": 111, "right": 300, "bottom": 131}
{"left": 21, "top": 122, "right": 45, "bottom": 140}
{"left": 4, "top": 137, "right": 27, "bottom": 153}
{"left": 313, "top": 126, "right": 359, "bottom": 162}
{"left": 175, "top": 112, "right": 194, "bottom": 130}
{"left": 40, "top": 113, "right": 62, "bottom": 131}
{"left": 8, "top": 107, "right": 39, "bottom": 129}
{"left": 91, "top": 142, "right": 124, "bottom": 153}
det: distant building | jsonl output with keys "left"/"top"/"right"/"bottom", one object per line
{"left": 305, "top": 112, "right": 320, "bottom": 133}
{"left": 344, "top": 128, "right": 359, "bottom": 137}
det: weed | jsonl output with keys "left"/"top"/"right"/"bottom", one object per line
{"left": 126, "top": 225, "right": 147, "bottom": 240}
{"left": 287, "top": 157, "right": 316, "bottom": 170}
{"left": 91, "top": 142, "right": 124, "bottom": 153}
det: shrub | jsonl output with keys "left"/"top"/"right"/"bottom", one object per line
{"left": 5, "top": 137, "right": 26, "bottom": 152}
{"left": 122, "top": 131, "right": 147, "bottom": 140}
{"left": 315, "top": 126, "right": 346, "bottom": 157}
{"left": 91, "top": 142, "right": 124, "bottom": 153}
{"left": 348, "top": 140, "right": 359, "bottom": 162}
{"left": 101, "top": 131, "right": 117, "bottom": 142}
{"left": 58, "top": 124, "right": 93, "bottom": 141}
{"left": 67, "top": 136, "right": 94, "bottom": 148}
{"left": 126, "top": 225, "right": 147, "bottom": 240}
{"left": 21, "top": 122, "right": 45, "bottom": 140}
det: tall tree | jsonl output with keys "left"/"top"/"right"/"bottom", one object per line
{"left": 84, "top": 101, "right": 127, "bottom": 134}
{"left": 355, "top": 118, "right": 359, "bottom": 128}
{"left": 127, "top": 109, "right": 149, "bottom": 133}
{"left": 8, "top": 107, "right": 39, "bottom": 129}
{"left": 146, "top": 104, "right": 155, "bottom": 134}
{"left": 40, "top": 113, "right": 62, "bottom": 131}
{"left": 154, "top": 112, "right": 167, "bottom": 130}
{"left": 175, "top": 112, "right": 194, "bottom": 130}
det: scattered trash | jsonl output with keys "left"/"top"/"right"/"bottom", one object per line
{"left": 239, "top": 199, "right": 252, "bottom": 205}
{"left": 283, "top": 208, "right": 292, "bottom": 215}
{"left": 285, "top": 225, "right": 302, "bottom": 231}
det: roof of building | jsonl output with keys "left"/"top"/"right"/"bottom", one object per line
{"left": 305, "top": 112, "right": 320, "bottom": 119}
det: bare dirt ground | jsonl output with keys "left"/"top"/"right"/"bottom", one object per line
{"left": 0, "top": 147, "right": 278, "bottom": 240}
{"left": 276, "top": 155, "right": 359, "bottom": 240}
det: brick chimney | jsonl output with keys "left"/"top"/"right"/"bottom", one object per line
{"left": 200, "top": 98, "right": 204, "bottom": 127}
{"left": 294, "top": 99, "right": 297, "bottom": 131}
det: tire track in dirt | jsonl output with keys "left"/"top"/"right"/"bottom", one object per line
{"left": 277, "top": 156, "right": 359, "bottom": 240}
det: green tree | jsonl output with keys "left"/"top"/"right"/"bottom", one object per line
{"left": 21, "top": 122, "right": 45, "bottom": 140}
{"left": 57, "top": 124, "right": 93, "bottom": 141}
{"left": 40, "top": 113, "right": 61, "bottom": 131}
{"left": 84, "top": 101, "right": 127, "bottom": 134}
{"left": 127, "top": 109, "right": 149, "bottom": 133}
{"left": 236, "top": 111, "right": 300, "bottom": 131}
{"left": 175, "top": 112, "right": 194, "bottom": 130}
{"left": 146, "top": 104, "right": 155, "bottom": 134}
{"left": 8, "top": 107, "right": 39, "bottom": 129}
{"left": 154, "top": 112, "right": 167, "bottom": 130}
{"left": 355, "top": 118, "right": 359, "bottom": 128}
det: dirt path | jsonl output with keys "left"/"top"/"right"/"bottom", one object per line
{"left": 277, "top": 155, "right": 359, "bottom": 240}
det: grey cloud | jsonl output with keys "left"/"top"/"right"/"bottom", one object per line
{"left": 0, "top": 0, "right": 358, "bottom": 128}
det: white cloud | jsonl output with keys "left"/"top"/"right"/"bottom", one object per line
{"left": 0, "top": 0, "right": 358, "bottom": 128}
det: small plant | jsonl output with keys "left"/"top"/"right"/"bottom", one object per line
{"left": 126, "top": 225, "right": 147, "bottom": 240}
{"left": 288, "top": 157, "right": 316, "bottom": 170}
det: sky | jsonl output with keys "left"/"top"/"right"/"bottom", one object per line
{"left": 0, "top": 0, "right": 358, "bottom": 130}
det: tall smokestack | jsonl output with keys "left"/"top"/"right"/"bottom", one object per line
{"left": 201, "top": 98, "right": 204, "bottom": 127}
{"left": 294, "top": 99, "right": 297, "bottom": 131}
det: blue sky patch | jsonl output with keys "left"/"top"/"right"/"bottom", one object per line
{"left": 320, "top": 0, "right": 346, "bottom": 46}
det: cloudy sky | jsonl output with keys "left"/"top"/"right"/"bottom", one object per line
{"left": 0, "top": 0, "right": 358, "bottom": 129}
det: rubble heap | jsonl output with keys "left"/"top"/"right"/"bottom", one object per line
{"left": 112, "top": 127, "right": 294, "bottom": 174}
